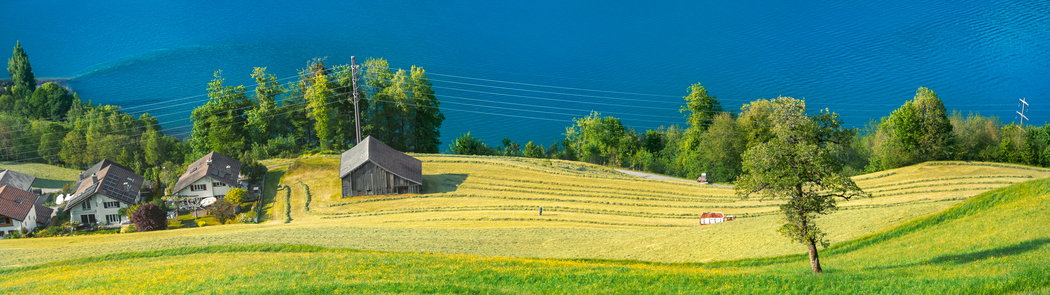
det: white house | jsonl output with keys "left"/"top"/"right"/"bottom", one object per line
{"left": 171, "top": 152, "right": 243, "bottom": 200}
{"left": 0, "top": 185, "right": 39, "bottom": 236}
{"left": 699, "top": 211, "right": 735, "bottom": 225}
{"left": 63, "top": 159, "right": 144, "bottom": 226}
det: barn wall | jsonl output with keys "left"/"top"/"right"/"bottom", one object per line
{"left": 341, "top": 161, "right": 421, "bottom": 197}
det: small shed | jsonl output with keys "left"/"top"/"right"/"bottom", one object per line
{"left": 339, "top": 136, "right": 422, "bottom": 197}
{"left": 699, "top": 211, "right": 733, "bottom": 225}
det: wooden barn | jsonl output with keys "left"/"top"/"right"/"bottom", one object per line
{"left": 339, "top": 136, "right": 422, "bottom": 197}
{"left": 699, "top": 211, "right": 735, "bottom": 225}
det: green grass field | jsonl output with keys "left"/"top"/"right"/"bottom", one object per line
{"left": 1, "top": 155, "right": 1048, "bottom": 293}
{"left": 0, "top": 161, "right": 80, "bottom": 189}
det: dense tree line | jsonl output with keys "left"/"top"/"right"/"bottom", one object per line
{"left": 2, "top": 42, "right": 187, "bottom": 186}
{"left": 187, "top": 57, "right": 445, "bottom": 164}
{"left": 451, "top": 84, "right": 1050, "bottom": 182}
{"left": 1, "top": 43, "right": 445, "bottom": 195}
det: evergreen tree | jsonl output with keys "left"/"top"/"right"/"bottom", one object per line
{"left": 7, "top": 41, "right": 36, "bottom": 93}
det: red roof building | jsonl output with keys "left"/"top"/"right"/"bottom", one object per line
{"left": 700, "top": 211, "right": 734, "bottom": 225}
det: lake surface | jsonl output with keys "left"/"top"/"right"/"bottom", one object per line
{"left": 2, "top": 0, "right": 1047, "bottom": 147}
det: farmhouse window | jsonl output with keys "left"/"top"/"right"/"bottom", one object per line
{"left": 104, "top": 201, "right": 120, "bottom": 208}
{"left": 80, "top": 214, "right": 97, "bottom": 224}
{"left": 213, "top": 182, "right": 226, "bottom": 187}
{"left": 82, "top": 201, "right": 92, "bottom": 210}
{"left": 0, "top": 217, "right": 10, "bottom": 225}
{"left": 105, "top": 214, "right": 120, "bottom": 224}
{"left": 191, "top": 184, "right": 207, "bottom": 191}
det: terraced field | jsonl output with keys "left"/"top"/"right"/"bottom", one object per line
{"left": 284, "top": 154, "right": 1049, "bottom": 229}
{"left": 1, "top": 155, "right": 1047, "bottom": 268}
{"left": 4, "top": 175, "right": 1049, "bottom": 293}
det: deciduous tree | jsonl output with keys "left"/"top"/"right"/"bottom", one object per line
{"left": 132, "top": 203, "right": 168, "bottom": 232}
{"left": 735, "top": 97, "right": 865, "bottom": 274}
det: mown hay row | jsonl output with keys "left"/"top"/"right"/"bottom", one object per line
{"left": 383, "top": 217, "right": 685, "bottom": 228}
{"left": 858, "top": 175, "right": 1032, "bottom": 190}
{"left": 465, "top": 174, "right": 732, "bottom": 199}
{"left": 456, "top": 184, "right": 736, "bottom": 203}
{"left": 323, "top": 193, "right": 784, "bottom": 210}
{"left": 317, "top": 205, "right": 727, "bottom": 220}
{"left": 924, "top": 162, "right": 1050, "bottom": 172}
{"left": 424, "top": 158, "right": 632, "bottom": 180}
{"left": 865, "top": 181, "right": 1016, "bottom": 194}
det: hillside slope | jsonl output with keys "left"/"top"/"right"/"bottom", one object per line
{"left": 0, "top": 156, "right": 1046, "bottom": 267}
{"left": 2, "top": 177, "right": 1047, "bottom": 293}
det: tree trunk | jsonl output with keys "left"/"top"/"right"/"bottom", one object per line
{"left": 807, "top": 240, "right": 823, "bottom": 273}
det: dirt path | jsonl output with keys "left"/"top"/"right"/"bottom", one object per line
{"left": 614, "top": 169, "right": 733, "bottom": 188}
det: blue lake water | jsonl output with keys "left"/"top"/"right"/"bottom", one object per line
{"left": 2, "top": 0, "right": 1048, "bottom": 147}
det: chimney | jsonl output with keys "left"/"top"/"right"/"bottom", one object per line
{"left": 124, "top": 182, "right": 131, "bottom": 192}
{"left": 226, "top": 165, "right": 231, "bottom": 174}
{"left": 207, "top": 159, "right": 213, "bottom": 166}
{"left": 91, "top": 173, "right": 98, "bottom": 182}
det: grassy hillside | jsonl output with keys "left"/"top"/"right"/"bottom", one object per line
{"left": 0, "top": 161, "right": 80, "bottom": 189}
{"left": 2, "top": 177, "right": 1047, "bottom": 293}
{"left": 2, "top": 155, "right": 1045, "bottom": 270}
{"left": 281, "top": 155, "right": 1049, "bottom": 228}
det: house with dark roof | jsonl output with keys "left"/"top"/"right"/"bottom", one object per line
{"left": 0, "top": 186, "right": 40, "bottom": 236}
{"left": 0, "top": 169, "right": 36, "bottom": 192}
{"left": 171, "top": 152, "right": 243, "bottom": 200}
{"left": 34, "top": 204, "right": 53, "bottom": 227}
{"left": 340, "top": 136, "right": 422, "bottom": 197}
{"left": 63, "top": 159, "right": 144, "bottom": 226}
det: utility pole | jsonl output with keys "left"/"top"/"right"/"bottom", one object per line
{"left": 351, "top": 56, "right": 362, "bottom": 144}
{"left": 1016, "top": 97, "right": 1029, "bottom": 129}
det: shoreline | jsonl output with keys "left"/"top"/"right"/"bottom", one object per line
{"left": 0, "top": 77, "right": 73, "bottom": 94}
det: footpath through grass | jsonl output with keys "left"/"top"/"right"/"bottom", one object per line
{"left": 2, "top": 178, "right": 1048, "bottom": 293}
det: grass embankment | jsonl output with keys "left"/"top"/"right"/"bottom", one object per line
{"left": 0, "top": 161, "right": 80, "bottom": 189}
{"left": 2, "top": 178, "right": 1048, "bottom": 293}
{"left": 1, "top": 156, "right": 1046, "bottom": 268}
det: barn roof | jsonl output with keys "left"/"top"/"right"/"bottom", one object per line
{"left": 0, "top": 169, "right": 36, "bottom": 191}
{"left": 699, "top": 212, "right": 725, "bottom": 219}
{"left": 172, "top": 152, "right": 242, "bottom": 194}
{"left": 339, "top": 136, "right": 422, "bottom": 184}
{"left": 64, "top": 159, "right": 143, "bottom": 212}
{"left": 0, "top": 186, "right": 37, "bottom": 221}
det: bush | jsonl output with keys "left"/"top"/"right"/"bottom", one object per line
{"left": 236, "top": 211, "right": 256, "bottom": 224}
{"left": 196, "top": 221, "right": 206, "bottom": 227}
{"left": 131, "top": 203, "right": 168, "bottom": 232}
{"left": 208, "top": 199, "right": 237, "bottom": 225}
{"left": 120, "top": 224, "right": 136, "bottom": 233}
{"left": 36, "top": 225, "right": 69, "bottom": 238}
{"left": 448, "top": 132, "right": 497, "bottom": 155}
{"left": 226, "top": 187, "right": 247, "bottom": 205}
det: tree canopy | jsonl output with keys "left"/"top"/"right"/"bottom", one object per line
{"left": 734, "top": 97, "right": 865, "bottom": 274}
